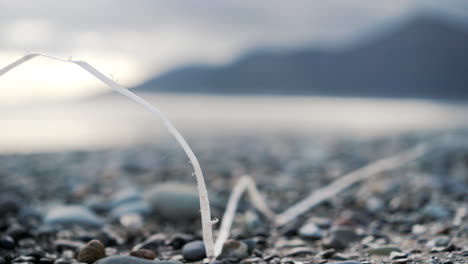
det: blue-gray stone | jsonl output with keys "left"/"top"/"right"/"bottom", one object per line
{"left": 144, "top": 182, "right": 200, "bottom": 220}
{"left": 299, "top": 223, "right": 323, "bottom": 240}
{"left": 182, "top": 240, "right": 206, "bottom": 261}
{"left": 96, "top": 256, "right": 183, "bottom": 264}
{"left": 110, "top": 189, "right": 143, "bottom": 208}
{"left": 110, "top": 200, "right": 150, "bottom": 219}
{"left": 325, "top": 260, "right": 361, "bottom": 264}
{"left": 45, "top": 205, "right": 105, "bottom": 228}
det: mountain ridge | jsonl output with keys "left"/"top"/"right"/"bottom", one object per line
{"left": 134, "top": 16, "right": 468, "bottom": 99}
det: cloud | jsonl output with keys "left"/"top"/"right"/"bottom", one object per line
{"left": 1, "top": 0, "right": 467, "bottom": 104}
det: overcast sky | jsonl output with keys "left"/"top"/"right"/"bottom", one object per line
{"left": 1, "top": 0, "right": 468, "bottom": 104}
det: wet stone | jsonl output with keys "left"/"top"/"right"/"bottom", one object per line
{"left": 77, "top": 239, "right": 106, "bottom": 264}
{"left": 130, "top": 249, "right": 156, "bottom": 260}
{"left": 182, "top": 240, "right": 206, "bottom": 262}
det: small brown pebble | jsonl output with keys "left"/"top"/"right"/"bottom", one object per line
{"left": 130, "top": 249, "right": 156, "bottom": 260}
{"left": 77, "top": 240, "right": 106, "bottom": 264}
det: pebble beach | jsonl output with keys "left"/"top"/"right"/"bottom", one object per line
{"left": 1, "top": 130, "right": 467, "bottom": 264}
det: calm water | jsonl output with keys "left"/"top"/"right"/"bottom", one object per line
{"left": 1, "top": 93, "right": 468, "bottom": 153}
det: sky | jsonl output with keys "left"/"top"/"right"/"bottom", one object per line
{"left": 1, "top": 0, "right": 468, "bottom": 105}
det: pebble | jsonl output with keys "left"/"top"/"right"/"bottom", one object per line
{"left": 109, "top": 200, "right": 150, "bottom": 219}
{"left": 422, "top": 203, "right": 450, "bottom": 220}
{"left": 0, "top": 236, "right": 15, "bottom": 250}
{"left": 95, "top": 256, "right": 183, "bottom": 264}
{"left": 324, "top": 261, "right": 362, "bottom": 264}
{"left": 284, "top": 247, "right": 314, "bottom": 257}
{"left": 54, "top": 239, "right": 85, "bottom": 252}
{"left": 77, "top": 239, "right": 106, "bottom": 264}
{"left": 330, "top": 227, "right": 360, "bottom": 244}
{"left": 132, "top": 234, "right": 166, "bottom": 251}
{"left": 144, "top": 182, "right": 201, "bottom": 220}
{"left": 319, "top": 249, "right": 336, "bottom": 259}
{"left": 44, "top": 206, "right": 105, "bottom": 228}
{"left": 182, "top": 240, "right": 206, "bottom": 262}
{"left": 389, "top": 251, "right": 408, "bottom": 260}
{"left": 367, "top": 247, "right": 401, "bottom": 256}
{"left": 167, "top": 233, "right": 193, "bottom": 249}
{"left": 435, "top": 236, "right": 450, "bottom": 247}
{"left": 219, "top": 239, "right": 249, "bottom": 260}
{"left": 322, "top": 227, "right": 360, "bottom": 250}
{"left": 130, "top": 249, "right": 156, "bottom": 260}
{"left": 39, "top": 258, "right": 54, "bottom": 264}
{"left": 298, "top": 222, "right": 323, "bottom": 240}
{"left": 110, "top": 189, "right": 142, "bottom": 208}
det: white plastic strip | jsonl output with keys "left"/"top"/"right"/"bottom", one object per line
{"left": 0, "top": 53, "right": 216, "bottom": 258}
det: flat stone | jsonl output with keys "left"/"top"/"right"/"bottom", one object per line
{"left": 367, "top": 247, "right": 401, "bottom": 256}
{"left": 45, "top": 205, "right": 105, "bottom": 228}
{"left": 324, "top": 261, "right": 362, "bottom": 264}
{"left": 389, "top": 251, "right": 408, "bottom": 260}
{"left": 96, "top": 256, "right": 183, "bottom": 264}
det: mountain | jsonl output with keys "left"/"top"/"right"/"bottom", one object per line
{"left": 134, "top": 17, "right": 468, "bottom": 99}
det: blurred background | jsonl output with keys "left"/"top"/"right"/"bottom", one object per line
{"left": 1, "top": 3, "right": 468, "bottom": 262}
{"left": 1, "top": 0, "right": 468, "bottom": 152}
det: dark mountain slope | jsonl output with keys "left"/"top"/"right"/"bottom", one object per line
{"left": 135, "top": 17, "right": 468, "bottom": 99}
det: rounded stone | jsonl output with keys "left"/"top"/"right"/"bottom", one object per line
{"left": 182, "top": 240, "right": 206, "bottom": 262}
{"left": 0, "top": 236, "right": 15, "bottom": 250}
{"left": 77, "top": 239, "right": 106, "bottom": 264}
{"left": 144, "top": 182, "right": 200, "bottom": 220}
{"left": 130, "top": 249, "right": 156, "bottom": 260}
{"left": 299, "top": 223, "right": 323, "bottom": 240}
{"left": 219, "top": 239, "right": 249, "bottom": 260}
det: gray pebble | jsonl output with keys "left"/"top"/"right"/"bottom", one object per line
{"left": 325, "top": 262, "right": 362, "bottom": 264}
{"left": 389, "top": 251, "right": 408, "bottom": 260}
{"left": 96, "top": 255, "right": 183, "bottom": 264}
{"left": 110, "top": 200, "right": 150, "bottom": 219}
{"left": 45, "top": 206, "right": 105, "bottom": 228}
{"left": 144, "top": 182, "right": 200, "bottom": 220}
{"left": 182, "top": 240, "right": 206, "bottom": 262}
{"left": 298, "top": 222, "right": 323, "bottom": 240}
{"left": 219, "top": 239, "right": 249, "bottom": 260}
